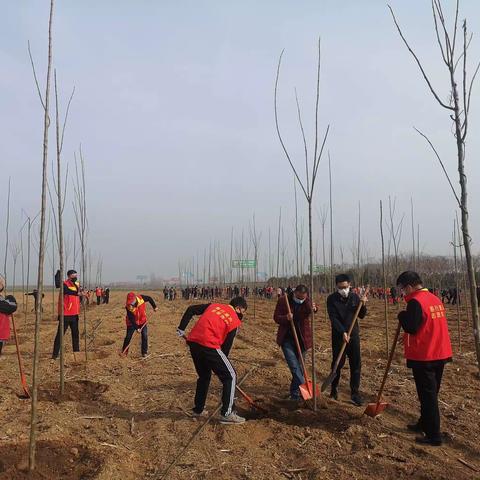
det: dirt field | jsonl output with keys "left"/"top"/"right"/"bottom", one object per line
{"left": 0, "top": 291, "right": 479, "bottom": 479}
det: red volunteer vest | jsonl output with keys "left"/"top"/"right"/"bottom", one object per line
{"left": 403, "top": 289, "right": 452, "bottom": 361}
{"left": 125, "top": 296, "right": 147, "bottom": 326}
{"left": 60, "top": 280, "right": 81, "bottom": 316}
{"left": 96, "top": 288, "right": 102, "bottom": 297}
{"left": 0, "top": 312, "right": 10, "bottom": 340}
{"left": 187, "top": 303, "right": 241, "bottom": 349}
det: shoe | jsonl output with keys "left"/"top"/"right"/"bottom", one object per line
{"left": 407, "top": 421, "right": 423, "bottom": 433}
{"left": 219, "top": 411, "right": 246, "bottom": 425}
{"left": 142, "top": 354, "right": 148, "bottom": 358}
{"left": 351, "top": 393, "right": 364, "bottom": 406}
{"left": 191, "top": 409, "right": 209, "bottom": 418}
{"left": 330, "top": 389, "right": 338, "bottom": 401}
{"left": 415, "top": 436, "right": 442, "bottom": 447}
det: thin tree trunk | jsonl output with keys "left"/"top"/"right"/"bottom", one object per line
{"left": 29, "top": 0, "right": 54, "bottom": 470}
{"left": 380, "top": 201, "right": 389, "bottom": 357}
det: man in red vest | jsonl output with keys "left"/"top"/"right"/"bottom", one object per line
{"left": 52, "top": 269, "right": 83, "bottom": 360}
{"left": 177, "top": 296, "right": 247, "bottom": 424}
{"left": 121, "top": 292, "right": 157, "bottom": 357}
{"left": 0, "top": 275, "right": 17, "bottom": 357}
{"left": 95, "top": 286, "right": 102, "bottom": 305}
{"left": 396, "top": 271, "right": 452, "bottom": 446}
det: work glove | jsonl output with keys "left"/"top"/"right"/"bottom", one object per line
{"left": 176, "top": 328, "right": 185, "bottom": 338}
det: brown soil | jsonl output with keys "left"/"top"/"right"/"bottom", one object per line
{"left": 0, "top": 292, "right": 479, "bottom": 479}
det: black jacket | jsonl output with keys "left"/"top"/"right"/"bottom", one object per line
{"left": 327, "top": 291, "right": 367, "bottom": 337}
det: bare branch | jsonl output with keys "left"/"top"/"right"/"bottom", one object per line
{"left": 294, "top": 88, "right": 309, "bottom": 194}
{"left": 274, "top": 50, "right": 309, "bottom": 200}
{"left": 414, "top": 127, "right": 461, "bottom": 207}
{"left": 431, "top": 0, "right": 449, "bottom": 66}
{"left": 388, "top": 4, "right": 455, "bottom": 111}
{"left": 27, "top": 41, "right": 46, "bottom": 111}
{"left": 312, "top": 125, "right": 330, "bottom": 187}
{"left": 60, "top": 86, "right": 75, "bottom": 153}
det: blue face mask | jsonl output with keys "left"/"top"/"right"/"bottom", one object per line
{"left": 293, "top": 297, "right": 305, "bottom": 305}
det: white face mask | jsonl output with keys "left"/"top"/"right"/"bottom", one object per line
{"left": 338, "top": 287, "right": 350, "bottom": 298}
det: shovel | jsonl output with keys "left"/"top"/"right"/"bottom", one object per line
{"left": 236, "top": 385, "right": 268, "bottom": 413}
{"left": 364, "top": 322, "right": 401, "bottom": 417}
{"left": 284, "top": 294, "right": 319, "bottom": 401}
{"left": 321, "top": 289, "right": 369, "bottom": 393}
{"left": 11, "top": 314, "right": 30, "bottom": 399}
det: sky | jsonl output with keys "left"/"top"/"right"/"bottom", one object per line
{"left": 1, "top": 0, "right": 480, "bottom": 284}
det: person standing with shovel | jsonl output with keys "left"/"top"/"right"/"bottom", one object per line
{"left": 396, "top": 271, "right": 452, "bottom": 446}
{"left": 273, "top": 284, "right": 317, "bottom": 402}
{"left": 326, "top": 274, "right": 367, "bottom": 406}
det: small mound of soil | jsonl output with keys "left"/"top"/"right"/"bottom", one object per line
{"left": 39, "top": 380, "right": 109, "bottom": 403}
{"left": 0, "top": 440, "right": 102, "bottom": 479}
{"left": 89, "top": 350, "right": 110, "bottom": 360}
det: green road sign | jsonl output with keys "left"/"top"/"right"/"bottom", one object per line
{"left": 231, "top": 259, "right": 256, "bottom": 269}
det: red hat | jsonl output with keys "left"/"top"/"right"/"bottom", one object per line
{"left": 126, "top": 292, "right": 136, "bottom": 304}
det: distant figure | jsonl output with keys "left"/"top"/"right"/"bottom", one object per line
{"left": 95, "top": 286, "right": 102, "bottom": 305}
{"left": 104, "top": 288, "right": 110, "bottom": 304}
{"left": 25, "top": 289, "right": 44, "bottom": 312}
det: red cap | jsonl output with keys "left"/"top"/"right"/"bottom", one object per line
{"left": 126, "top": 292, "right": 136, "bottom": 305}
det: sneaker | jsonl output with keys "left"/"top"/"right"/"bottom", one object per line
{"left": 219, "top": 411, "right": 246, "bottom": 425}
{"left": 191, "top": 409, "right": 209, "bottom": 418}
{"left": 415, "top": 436, "right": 442, "bottom": 447}
{"left": 351, "top": 393, "right": 364, "bottom": 406}
{"left": 407, "top": 421, "right": 423, "bottom": 433}
{"left": 330, "top": 389, "right": 338, "bottom": 401}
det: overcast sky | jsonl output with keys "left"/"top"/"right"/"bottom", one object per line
{"left": 1, "top": 0, "right": 480, "bottom": 283}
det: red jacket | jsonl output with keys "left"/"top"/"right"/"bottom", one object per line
{"left": 125, "top": 295, "right": 147, "bottom": 327}
{"left": 0, "top": 312, "right": 10, "bottom": 340}
{"left": 187, "top": 303, "right": 242, "bottom": 349}
{"left": 403, "top": 289, "right": 452, "bottom": 361}
{"left": 60, "top": 280, "right": 80, "bottom": 316}
{"left": 273, "top": 294, "right": 314, "bottom": 350}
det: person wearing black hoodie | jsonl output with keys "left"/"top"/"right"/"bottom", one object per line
{"left": 326, "top": 274, "right": 367, "bottom": 406}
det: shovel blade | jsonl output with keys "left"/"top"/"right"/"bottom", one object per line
{"left": 299, "top": 381, "right": 320, "bottom": 401}
{"left": 320, "top": 371, "right": 336, "bottom": 393}
{"left": 364, "top": 401, "right": 389, "bottom": 417}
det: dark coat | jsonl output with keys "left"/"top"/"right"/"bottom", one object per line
{"left": 273, "top": 293, "right": 314, "bottom": 350}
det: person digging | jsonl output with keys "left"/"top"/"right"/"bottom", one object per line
{"left": 177, "top": 296, "right": 247, "bottom": 425}
{"left": 121, "top": 292, "right": 157, "bottom": 358}
{"left": 396, "top": 271, "right": 452, "bottom": 447}
{"left": 273, "top": 284, "right": 317, "bottom": 402}
{"left": 326, "top": 274, "right": 367, "bottom": 406}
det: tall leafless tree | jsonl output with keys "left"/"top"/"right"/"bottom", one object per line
{"left": 389, "top": 0, "right": 480, "bottom": 372}
{"left": 27, "top": 0, "right": 54, "bottom": 470}
{"left": 275, "top": 38, "right": 330, "bottom": 410}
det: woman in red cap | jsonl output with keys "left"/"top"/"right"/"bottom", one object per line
{"left": 121, "top": 291, "right": 157, "bottom": 357}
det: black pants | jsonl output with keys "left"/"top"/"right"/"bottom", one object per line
{"left": 52, "top": 315, "right": 80, "bottom": 358}
{"left": 188, "top": 341, "right": 236, "bottom": 416}
{"left": 122, "top": 325, "right": 148, "bottom": 355}
{"left": 96, "top": 296, "right": 101, "bottom": 305}
{"left": 331, "top": 333, "right": 361, "bottom": 394}
{"left": 412, "top": 362, "right": 445, "bottom": 440}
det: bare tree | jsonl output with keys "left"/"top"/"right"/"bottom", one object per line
{"left": 389, "top": 0, "right": 480, "bottom": 372}
{"left": 380, "top": 200, "right": 389, "bottom": 357}
{"left": 275, "top": 38, "right": 330, "bottom": 410}
{"left": 3, "top": 177, "right": 11, "bottom": 288}
{"left": 27, "top": 0, "right": 54, "bottom": 470}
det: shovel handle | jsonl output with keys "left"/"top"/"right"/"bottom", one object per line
{"left": 11, "top": 313, "right": 30, "bottom": 398}
{"left": 283, "top": 294, "right": 310, "bottom": 384}
{"left": 374, "top": 322, "right": 402, "bottom": 406}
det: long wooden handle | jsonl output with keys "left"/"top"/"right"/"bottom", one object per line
{"left": 284, "top": 294, "right": 310, "bottom": 383}
{"left": 375, "top": 322, "right": 402, "bottom": 405}
{"left": 122, "top": 322, "right": 147, "bottom": 355}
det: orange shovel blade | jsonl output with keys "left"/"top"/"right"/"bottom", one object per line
{"left": 364, "top": 401, "right": 389, "bottom": 417}
{"left": 299, "top": 381, "right": 320, "bottom": 401}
